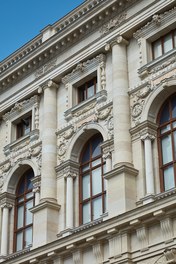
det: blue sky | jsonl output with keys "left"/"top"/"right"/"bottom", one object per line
{"left": 0, "top": 0, "right": 84, "bottom": 62}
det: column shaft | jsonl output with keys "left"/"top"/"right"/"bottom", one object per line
{"left": 66, "top": 176, "right": 74, "bottom": 229}
{"left": 144, "top": 138, "right": 155, "bottom": 194}
{"left": 1, "top": 207, "right": 9, "bottom": 256}
{"left": 40, "top": 82, "right": 57, "bottom": 201}
{"left": 111, "top": 39, "right": 132, "bottom": 167}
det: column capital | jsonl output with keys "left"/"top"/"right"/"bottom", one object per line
{"left": 141, "top": 132, "right": 155, "bottom": 141}
{"left": 38, "top": 79, "right": 59, "bottom": 93}
{"left": 105, "top": 35, "right": 129, "bottom": 51}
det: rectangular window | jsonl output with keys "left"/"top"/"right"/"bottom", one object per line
{"left": 152, "top": 29, "right": 176, "bottom": 59}
{"left": 78, "top": 77, "right": 97, "bottom": 103}
{"left": 16, "top": 115, "right": 32, "bottom": 139}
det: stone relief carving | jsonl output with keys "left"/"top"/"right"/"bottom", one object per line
{"left": 130, "top": 83, "right": 153, "bottom": 125}
{"left": 134, "top": 6, "right": 176, "bottom": 39}
{"left": 62, "top": 54, "right": 106, "bottom": 88}
{"left": 100, "top": 12, "right": 127, "bottom": 35}
{"left": 57, "top": 101, "right": 113, "bottom": 165}
{"left": 0, "top": 142, "right": 42, "bottom": 192}
{"left": 35, "top": 58, "right": 57, "bottom": 78}
{"left": 3, "top": 95, "right": 40, "bottom": 121}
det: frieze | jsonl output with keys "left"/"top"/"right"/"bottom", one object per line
{"left": 35, "top": 58, "right": 57, "bottom": 78}
{"left": 62, "top": 54, "right": 106, "bottom": 85}
{"left": 3, "top": 95, "right": 40, "bottom": 121}
{"left": 134, "top": 6, "right": 176, "bottom": 39}
{"left": 100, "top": 12, "right": 127, "bottom": 35}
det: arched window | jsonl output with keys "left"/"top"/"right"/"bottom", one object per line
{"left": 79, "top": 134, "right": 106, "bottom": 224}
{"left": 14, "top": 169, "right": 34, "bottom": 251}
{"left": 157, "top": 94, "right": 176, "bottom": 192}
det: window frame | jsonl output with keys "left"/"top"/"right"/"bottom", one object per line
{"left": 16, "top": 114, "right": 32, "bottom": 140}
{"left": 79, "top": 134, "right": 106, "bottom": 225}
{"left": 78, "top": 77, "right": 97, "bottom": 103}
{"left": 13, "top": 169, "right": 34, "bottom": 252}
{"left": 157, "top": 94, "right": 176, "bottom": 192}
{"left": 152, "top": 29, "right": 176, "bottom": 60}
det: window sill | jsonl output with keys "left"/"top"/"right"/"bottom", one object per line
{"left": 64, "top": 90, "right": 107, "bottom": 122}
{"left": 4, "top": 129, "right": 39, "bottom": 156}
{"left": 138, "top": 48, "right": 176, "bottom": 78}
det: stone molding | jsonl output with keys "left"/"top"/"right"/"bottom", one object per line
{"left": 56, "top": 99, "right": 113, "bottom": 165}
{"left": 100, "top": 12, "right": 127, "bottom": 35}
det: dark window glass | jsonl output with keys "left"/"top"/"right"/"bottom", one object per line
{"left": 79, "top": 134, "right": 106, "bottom": 224}
{"left": 78, "top": 77, "right": 97, "bottom": 103}
{"left": 16, "top": 115, "right": 32, "bottom": 139}
{"left": 14, "top": 169, "right": 34, "bottom": 252}
{"left": 158, "top": 94, "right": 176, "bottom": 192}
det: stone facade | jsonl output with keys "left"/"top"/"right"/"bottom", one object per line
{"left": 0, "top": 0, "right": 176, "bottom": 263}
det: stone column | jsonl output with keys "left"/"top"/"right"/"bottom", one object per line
{"left": 141, "top": 133, "right": 155, "bottom": 196}
{"left": 0, "top": 203, "right": 12, "bottom": 256}
{"left": 106, "top": 36, "right": 132, "bottom": 168}
{"left": 31, "top": 175, "right": 41, "bottom": 206}
{"left": 40, "top": 80, "right": 59, "bottom": 202}
{"left": 65, "top": 174, "right": 75, "bottom": 230}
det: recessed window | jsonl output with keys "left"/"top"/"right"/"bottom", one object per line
{"left": 152, "top": 29, "right": 176, "bottom": 59}
{"left": 78, "top": 77, "right": 97, "bottom": 103}
{"left": 157, "top": 94, "right": 176, "bottom": 192}
{"left": 79, "top": 134, "right": 106, "bottom": 224}
{"left": 16, "top": 115, "right": 32, "bottom": 139}
{"left": 14, "top": 169, "right": 34, "bottom": 251}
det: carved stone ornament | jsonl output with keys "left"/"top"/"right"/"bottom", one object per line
{"left": 35, "top": 58, "right": 57, "bottom": 78}
{"left": 3, "top": 95, "right": 40, "bottom": 121}
{"left": 130, "top": 82, "right": 153, "bottom": 125}
{"left": 100, "top": 12, "right": 127, "bottom": 35}
{"left": 62, "top": 54, "right": 106, "bottom": 85}
{"left": 134, "top": 6, "right": 176, "bottom": 39}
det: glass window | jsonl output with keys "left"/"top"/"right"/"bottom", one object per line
{"left": 78, "top": 77, "right": 97, "bottom": 103}
{"left": 158, "top": 94, "right": 176, "bottom": 191}
{"left": 16, "top": 115, "right": 32, "bottom": 139}
{"left": 152, "top": 29, "right": 176, "bottom": 59}
{"left": 79, "top": 134, "right": 106, "bottom": 224}
{"left": 14, "top": 169, "right": 34, "bottom": 252}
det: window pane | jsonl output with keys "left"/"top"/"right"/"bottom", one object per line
{"left": 83, "top": 202, "right": 91, "bottom": 224}
{"left": 92, "top": 158, "right": 101, "bottom": 167}
{"left": 164, "top": 165, "right": 175, "bottom": 191}
{"left": 174, "top": 131, "right": 176, "bottom": 159}
{"left": 92, "top": 167, "right": 102, "bottom": 195}
{"left": 18, "top": 181, "right": 25, "bottom": 195}
{"left": 82, "top": 145, "right": 90, "bottom": 163}
{"left": 92, "top": 197, "right": 102, "bottom": 220}
{"left": 163, "top": 33, "right": 173, "bottom": 53}
{"left": 26, "top": 200, "right": 33, "bottom": 225}
{"left": 160, "top": 124, "right": 171, "bottom": 134}
{"left": 25, "top": 227, "right": 32, "bottom": 247}
{"left": 174, "top": 30, "right": 176, "bottom": 48}
{"left": 160, "top": 103, "right": 170, "bottom": 124}
{"left": 82, "top": 174, "right": 90, "bottom": 200}
{"left": 82, "top": 164, "right": 89, "bottom": 172}
{"left": 153, "top": 39, "right": 162, "bottom": 58}
{"left": 17, "top": 206, "right": 24, "bottom": 228}
{"left": 87, "top": 84, "right": 94, "bottom": 98}
{"left": 161, "top": 135, "right": 173, "bottom": 165}
{"left": 92, "top": 137, "right": 102, "bottom": 158}
{"left": 171, "top": 96, "right": 176, "bottom": 118}
{"left": 16, "top": 232, "right": 23, "bottom": 251}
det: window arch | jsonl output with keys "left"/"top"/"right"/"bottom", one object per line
{"left": 157, "top": 93, "right": 176, "bottom": 192}
{"left": 14, "top": 168, "right": 34, "bottom": 251}
{"left": 79, "top": 134, "right": 106, "bottom": 224}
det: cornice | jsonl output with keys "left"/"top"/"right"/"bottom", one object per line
{"left": 0, "top": 0, "right": 137, "bottom": 92}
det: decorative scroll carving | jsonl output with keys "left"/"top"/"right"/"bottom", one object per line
{"left": 57, "top": 100, "right": 113, "bottom": 165}
{"left": 3, "top": 95, "right": 40, "bottom": 121}
{"left": 100, "top": 12, "right": 127, "bottom": 35}
{"left": 130, "top": 82, "right": 153, "bottom": 125}
{"left": 35, "top": 58, "right": 57, "bottom": 78}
